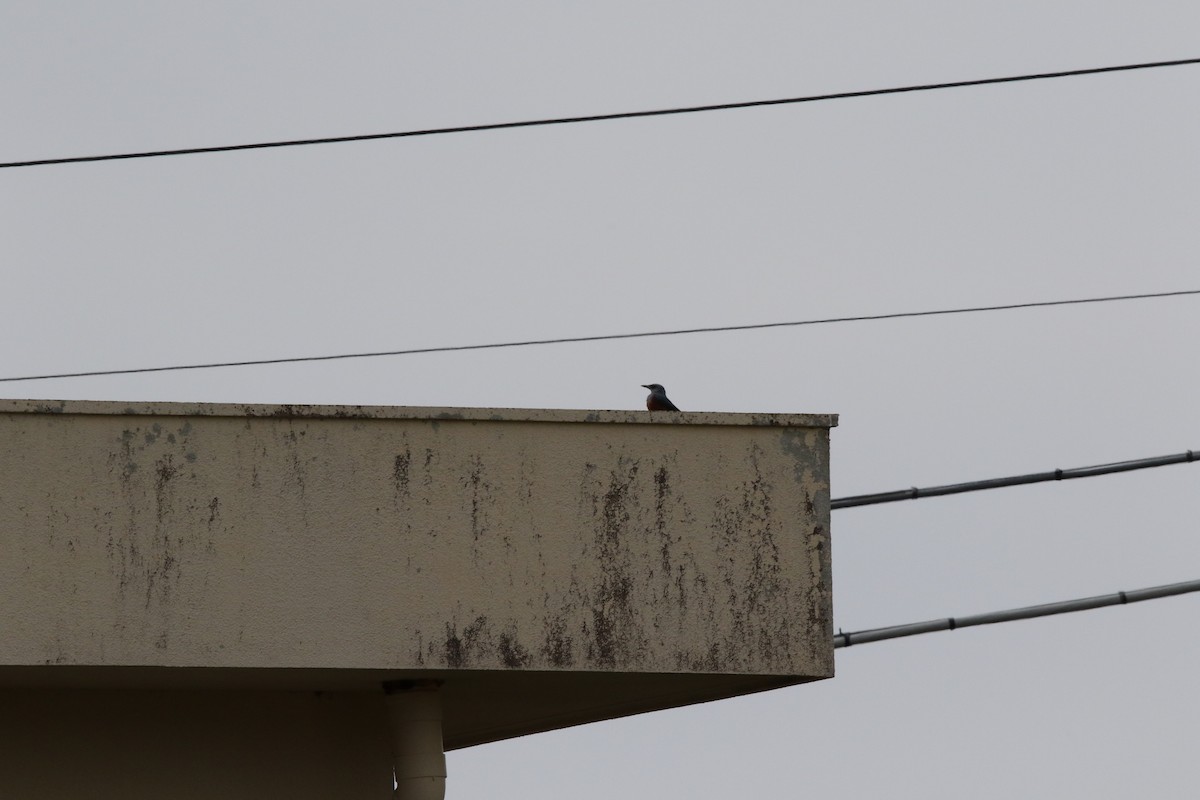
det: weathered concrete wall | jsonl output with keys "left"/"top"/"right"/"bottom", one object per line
{"left": 0, "top": 398, "right": 835, "bottom": 789}
{"left": 0, "top": 400, "right": 834, "bottom": 679}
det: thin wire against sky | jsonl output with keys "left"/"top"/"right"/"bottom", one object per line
{"left": 3, "top": 56, "right": 1197, "bottom": 169}
{"left": 832, "top": 450, "right": 1198, "bottom": 509}
{"left": 834, "top": 578, "right": 1200, "bottom": 648}
{"left": 1, "top": 288, "right": 1196, "bottom": 383}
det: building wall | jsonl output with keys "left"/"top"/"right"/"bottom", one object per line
{"left": 0, "top": 400, "right": 836, "bottom": 792}
{"left": 0, "top": 688, "right": 393, "bottom": 799}
{"left": 0, "top": 401, "right": 834, "bottom": 677}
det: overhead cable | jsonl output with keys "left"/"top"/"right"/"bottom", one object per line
{"left": 1, "top": 288, "right": 1197, "bottom": 383}
{"left": 3, "top": 57, "right": 1198, "bottom": 169}
{"left": 834, "top": 578, "right": 1200, "bottom": 649}
{"left": 832, "top": 450, "right": 1198, "bottom": 510}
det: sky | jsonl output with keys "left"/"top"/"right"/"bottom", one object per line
{"left": 3, "top": 2, "right": 1199, "bottom": 797}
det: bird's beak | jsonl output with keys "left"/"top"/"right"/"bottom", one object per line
{"left": 640, "top": 385, "right": 651, "bottom": 390}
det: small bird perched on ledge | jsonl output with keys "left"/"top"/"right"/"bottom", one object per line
{"left": 642, "top": 383, "right": 680, "bottom": 412}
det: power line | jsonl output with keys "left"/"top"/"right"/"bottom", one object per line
{"left": 1, "top": 288, "right": 1196, "bottom": 383}
{"left": 4, "top": 57, "right": 1198, "bottom": 170}
{"left": 833, "top": 450, "right": 1198, "bottom": 510}
{"left": 834, "top": 578, "right": 1200, "bottom": 648}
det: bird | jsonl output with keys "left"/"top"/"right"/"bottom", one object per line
{"left": 642, "top": 383, "right": 680, "bottom": 412}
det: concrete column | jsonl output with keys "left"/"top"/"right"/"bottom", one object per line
{"left": 384, "top": 681, "right": 446, "bottom": 800}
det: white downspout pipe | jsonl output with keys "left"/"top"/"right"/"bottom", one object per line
{"left": 384, "top": 680, "right": 446, "bottom": 800}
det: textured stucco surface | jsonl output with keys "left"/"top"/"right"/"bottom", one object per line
{"left": 0, "top": 400, "right": 834, "bottom": 679}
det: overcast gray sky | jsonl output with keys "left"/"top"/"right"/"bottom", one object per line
{"left": 4, "top": 2, "right": 1199, "bottom": 797}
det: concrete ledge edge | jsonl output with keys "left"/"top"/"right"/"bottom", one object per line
{"left": 0, "top": 399, "right": 838, "bottom": 428}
